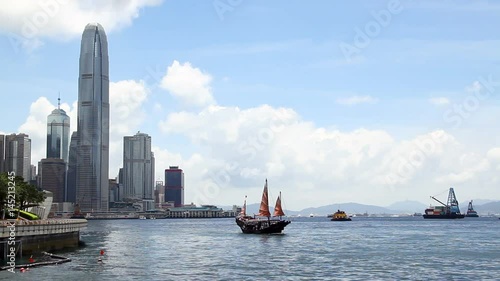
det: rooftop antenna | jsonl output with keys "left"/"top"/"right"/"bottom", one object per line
{"left": 57, "top": 92, "right": 61, "bottom": 110}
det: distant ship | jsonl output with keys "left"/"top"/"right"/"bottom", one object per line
{"left": 235, "top": 179, "right": 291, "bottom": 234}
{"left": 465, "top": 200, "right": 479, "bottom": 217}
{"left": 423, "top": 188, "right": 465, "bottom": 219}
{"left": 330, "top": 210, "right": 351, "bottom": 221}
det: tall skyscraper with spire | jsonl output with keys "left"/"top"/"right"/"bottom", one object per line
{"left": 38, "top": 96, "right": 70, "bottom": 203}
{"left": 76, "top": 23, "right": 110, "bottom": 212}
{"left": 46, "top": 95, "right": 70, "bottom": 162}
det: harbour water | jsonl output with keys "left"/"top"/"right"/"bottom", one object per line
{"left": 2, "top": 216, "right": 500, "bottom": 280}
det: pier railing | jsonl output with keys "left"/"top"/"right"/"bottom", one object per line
{"left": 0, "top": 219, "right": 88, "bottom": 238}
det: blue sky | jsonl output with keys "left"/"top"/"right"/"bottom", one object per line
{"left": 1, "top": 0, "right": 500, "bottom": 210}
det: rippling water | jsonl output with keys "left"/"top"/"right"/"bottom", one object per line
{"left": 2, "top": 217, "right": 500, "bottom": 280}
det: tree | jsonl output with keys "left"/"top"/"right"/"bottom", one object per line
{"left": 0, "top": 173, "right": 45, "bottom": 220}
{"left": 0, "top": 173, "right": 9, "bottom": 219}
{"left": 15, "top": 176, "right": 45, "bottom": 215}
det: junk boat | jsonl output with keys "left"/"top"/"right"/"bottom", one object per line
{"left": 235, "top": 179, "right": 291, "bottom": 234}
{"left": 465, "top": 200, "right": 479, "bottom": 217}
{"left": 330, "top": 210, "right": 351, "bottom": 221}
{"left": 423, "top": 188, "right": 465, "bottom": 219}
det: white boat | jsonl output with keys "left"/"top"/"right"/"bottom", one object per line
{"left": 139, "top": 215, "right": 146, "bottom": 220}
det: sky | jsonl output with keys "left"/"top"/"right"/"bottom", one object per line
{"left": 1, "top": 0, "right": 500, "bottom": 211}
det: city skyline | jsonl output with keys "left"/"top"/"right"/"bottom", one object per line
{"left": 1, "top": 1, "right": 500, "bottom": 210}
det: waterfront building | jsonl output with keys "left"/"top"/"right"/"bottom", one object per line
{"left": 46, "top": 98, "right": 70, "bottom": 162}
{"left": 109, "top": 178, "right": 120, "bottom": 203}
{"left": 38, "top": 158, "right": 66, "bottom": 203}
{"left": 165, "top": 205, "right": 226, "bottom": 218}
{"left": 122, "top": 132, "right": 155, "bottom": 201}
{"left": 3, "top": 133, "right": 31, "bottom": 181}
{"left": 165, "top": 166, "right": 184, "bottom": 207}
{"left": 76, "top": 23, "right": 110, "bottom": 212}
{"left": 154, "top": 181, "right": 165, "bottom": 208}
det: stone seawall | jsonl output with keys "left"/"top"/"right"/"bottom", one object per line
{"left": 0, "top": 219, "right": 87, "bottom": 259}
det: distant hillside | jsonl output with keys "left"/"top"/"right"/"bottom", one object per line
{"left": 386, "top": 200, "right": 428, "bottom": 214}
{"left": 218, "top": 200, "right": 500, "bottom": 216}
{"left": 298, "top": 203, "right": 396, "bottom": 216}
{"left": 474, "top": 201, "right": 500, "bottom": 214}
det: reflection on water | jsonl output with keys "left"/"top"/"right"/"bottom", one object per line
{"left": 1, "top": 217, "right": 499, "bottom": 280}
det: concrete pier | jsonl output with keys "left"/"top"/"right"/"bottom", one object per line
{"left": 0, "top": 219, "right": 87, "bottom": 260}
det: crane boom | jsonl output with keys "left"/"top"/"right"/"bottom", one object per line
{"left": 430, "top": 196, "right": 447, "bottom": 207}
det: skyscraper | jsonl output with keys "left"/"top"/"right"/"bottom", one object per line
{"left": 76, "top": 23, "right": 110, "bottom": 212}
{"left": 47, "top": 97, "right": 70, "bottom": 162}
{"left": 122, "top": 132, "right": 154, "bottom": 200}
{"left": 165, "top": 166, "right": 184, "bottom": 207}
{"left": 66, "top": 132, "right": 78, "bottom": 203}
{"left": 38, "top": 158, "right": 66, "bottom": 203}
{"left": 4, "top": 133, "right": 31, "bottom": 181}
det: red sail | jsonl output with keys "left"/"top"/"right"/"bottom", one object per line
{"left": 258, "top": 179, "right": 271, "bottom": 217}
{"left": 240, "top": 196, "right": 247, "bottom": 216}
{"left": 273, "top": 193, "right": 285, "bottom": 217}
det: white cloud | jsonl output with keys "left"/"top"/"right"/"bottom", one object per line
{"left": 108, "top": 80, "right": 149, "bottom": 178}
{"left": 336, "top": 95, "right": 378, "bottom": 105}
{"left": 160, "top": 60, "right": 216, "bottom": 107}
{"left": 154, "top": 62, "right": 500, "bottom": 209}
{"left": 109, "top": 80, "right": 149, "bottom": 135}
{"left": 429, "top": 97, "right": 450, "bottom": 105}
{"left": 0, "top": 0, "right": 163, "bottom": 51}
{"left": 487, "top": 147, "right": 500, "bottom": 161}
{"left": 18, "top": 97, "right": 55, "bottom": 166}
{"left": 158, "top": 99, "right": 498, "bottom": 209}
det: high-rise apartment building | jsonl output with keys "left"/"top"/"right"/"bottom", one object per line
{"left": 38, "top": 158, "right": 66, "bottom": 203}
{"left": 3, "top": 133, "right": 31, "bottom": 181}
{"left": 165, "top": 166, "right": 184, "bottom": 207}
{"left": 76, "top": 23, "right": 110, "bottom": 212}
{"left": 122, "top": 132, "right": 154, "bottom": 200}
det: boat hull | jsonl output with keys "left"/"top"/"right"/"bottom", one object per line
{"left": 465, "top": 214, "right": 479, "bottom": 217}
{"left": 331, "top": 218, "right": 351, "bottom": 221}
{"left": 423, "top": 213, "right": 465, "bottom": 219}
{"left": 236, "top": 217, "right": 290, "bottom": 234}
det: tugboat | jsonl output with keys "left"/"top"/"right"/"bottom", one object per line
{"left": 235, "top": 179, "right": 291, "bottom": 234}
{"left": 70, "top": 204, "right": 86, "bottom": 219}
{"left": 423, "top": 188, "right": 465, "bottom": 219}
{"left": 331, "top": 210, "right": 351, "bottom": 221}
{"left": 465, "top": 200, "right": 479, "bottom": 217}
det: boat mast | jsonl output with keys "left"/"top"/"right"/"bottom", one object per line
{"left": 258, "top": 179, "right": 271, "bottom": 218}
{"left": 241, "top": 195, "right": 247, "bottom": 216}
{"left": 273, "top": 191, "right": 285, "bottom": 219}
